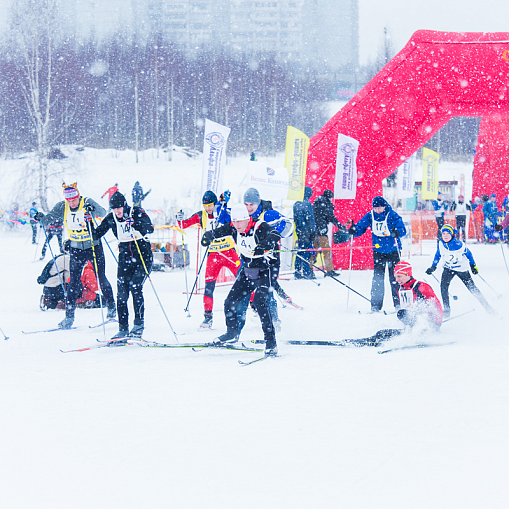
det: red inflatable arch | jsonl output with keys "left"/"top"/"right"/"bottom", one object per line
{"left": 472, "top": 112, "right": 509, "bottom": 205}
{"left": 306, "top": 30, "right": 509, "bottom": 269}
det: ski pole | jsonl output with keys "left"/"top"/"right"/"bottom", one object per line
{"left": 40, "top": 222, "right": 67, "bottom": 300}
{"left": 0, "top": 323, "right": 8, "bottom": 340}
{"left": 442, "top": 308, "right": 475, "bottom": 323}
{"left": 133, "top": 237, "right": 180, "bottom": 343}
{"left": 91, "top": 216, "right": 118, "bottom": 264}
{"left": 86, "top": 221, "right": 106, "bottom": 338}
{"left": 179, "top": 219, "right": 191, "bottom": 317}
{"left": 500, "top": 241, "right": 509, "bottom": 278}
{"left": 185, "top": 243, "right": 210, "bottom": 314}
{"left": 346, "top": 233, "right": 354, "bottom": 310}
{"left": 294, "top": 251, "right": 370, "bottom": 303}
{"left": 430, "top": 272, "right": 458, "bottom": 300}
{"left": 477, "top": 274, "right": 502, "bottom": 298}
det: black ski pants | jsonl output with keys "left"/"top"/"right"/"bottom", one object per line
{"left": 67, "top": 243, "right": 115, "bottom": 317}
{"left": 371, "top": 250, "right": 400, "bottom": 312}
{"left": 224, "top": 266, "right": 276, "bottom": 348}
{"left": 117, "top": 260, "right": 151, "bottom": 329}
{"left": 440, "top": 267, "right": 491, "bottom": 312}
{"left": 41, "top": 229, "right": 63, "bottom": 256}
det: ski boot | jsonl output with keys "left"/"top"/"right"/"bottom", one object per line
{"left": 200, "top": 311, "right": 213, "bottom": 329}
{"left": 111, "top": 327, "right": 129, "bottom": 340}
{"left": 264, "top": 342, "right": 278, "bottom": 357}
{"left": 214, "top": 329, "right": 239, "bottom": 344}
{"left": 58, "top": 315, "right": 74, "bottom": 330}
{"left": 129, "top": 323, "right": 144, "bottom": 338}
{"left": 106, "top": 306, "right": 117, "bottom": 320}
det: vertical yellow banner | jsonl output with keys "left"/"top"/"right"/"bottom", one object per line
{"left": 422, "top": 147, "right": 440, "bottom": 200}
{"left": 285, "top": 126, "right": 309, "bottom": 201}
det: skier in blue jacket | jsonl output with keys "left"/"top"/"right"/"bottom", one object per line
{"left": 426, "top": 224, "right": 494, "bottom": 319}
{"left": 349, "top": 196, "right": 406, "bottom": 312}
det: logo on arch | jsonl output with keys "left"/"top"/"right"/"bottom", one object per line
{"left": 266, "top": 167, "right": 275, "bottom": 176}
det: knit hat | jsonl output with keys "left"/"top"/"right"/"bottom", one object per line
{"left": 202, "top": 190, "right": 218, "bottom": 205}
{"left": 62, "top": 182, "right": 79, "bottom": 200}
{"left": 394, "top": 261, "right": 412, "bottom": 277}
{"left": 230, "top": 203, "right": 250, "bottom": 222}
{"left": 441, "top": 224, "right": 456, "bottom": 238}
{"left": 323, "top": 189, "right": 334, "bottom": 199}
{"left": 490, "top": 193, "right": 496, "bottom": 198}
{"left": 243, "top": 188, "right": 261, "bottom": 206}
{"left": 372, "top": 196, "right": 387, "bottom": 208}
{"left": 109, "top": 191, "right": 127, "bottom": 210}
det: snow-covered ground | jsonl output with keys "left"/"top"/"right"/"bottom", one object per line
{"left": 0, "top": 148, "right": 508, "bottom": 508}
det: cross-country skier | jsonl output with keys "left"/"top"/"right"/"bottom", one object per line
{"left": 40, "top": 216, "right": 64, "bottom": 260}
{"left": 94, "top": 191, "right": 154, "bottom": 341}
{"left": 201, "top": 203, "right": 281, "bottom": 356}
{"left": 349, "top": 261, "right": 443, "bottom": 346}
{"left": 349, "top": 196, "right": 406, "bottom": 313}
{"left": 132, "top": 181, "right": 151, "bottom": 207}
{"left": 243, "top": 188, "right": 294, "bottom": 330}
{"left": 29, "top": 202, "right": 38, "bottom": 244}
{"left": 176, "top": 190, "right": 240, "bottom": 329}
{"left": 425, "top": 224, "right": 495, "bottom": 319}
{"left": 34, "top": 182, "right": 116, "bottom": 329}
{"left": 101, "top": 183, "right": 119, "bottom": 201}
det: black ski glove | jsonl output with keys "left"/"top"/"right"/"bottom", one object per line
{"left": 494, "top": 224, "right": 503, "bottom": 231}
{"left": 84, "top": 203, "right": 94, "bottom": 213}
{"left": 425, "top": 266, "right": 436, "bottom": 275}
{"left": 34, "top": 212, "right": 44, "bottom": 221}
{"left": 201, "top": 230, "right": 215, "bottom": 247}
{"left": 470, "top": 265, "right": 479, "bottom": 275}
{"left": 348, "top": 222, "right": 357, "bottom": 235}
{"left": 390, "top": 230, "right": 400, "bottom": 238}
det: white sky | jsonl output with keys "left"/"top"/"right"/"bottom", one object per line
{"left": 1, "top": 1, "right": 509, "bottom": 64}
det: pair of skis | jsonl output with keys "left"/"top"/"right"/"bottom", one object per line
{"left": 22, "top": 319, "right": 118, "bottom": 335}
{"left": 60, "top": 338, "right": 264, "bottom": 354}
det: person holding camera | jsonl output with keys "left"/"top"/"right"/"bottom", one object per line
{"left": 34, "top": 182, "right": 116, "bottom": 329}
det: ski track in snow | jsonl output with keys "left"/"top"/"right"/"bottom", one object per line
{"left": 0, "top": 150, "right": 508, "bottom": 508}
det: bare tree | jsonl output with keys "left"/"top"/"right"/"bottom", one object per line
{"left": 9, "top": 0, "right": 62, "bottom": 210}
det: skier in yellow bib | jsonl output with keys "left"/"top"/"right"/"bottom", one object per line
{"left": 34, "top": 183, "right": 116, "bottom": 329}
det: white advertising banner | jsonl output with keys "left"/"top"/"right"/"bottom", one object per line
{"left": 201, "top": 119, "right": 231, "bottom": 197}
{"left": 246, "top": 162, "right": 289, "bottom": 201}
{"left": 397, "top": 154, "right": 416, "bottom": 198}
{"left": 334, "top": 133, "right": 359, "bottom": 199}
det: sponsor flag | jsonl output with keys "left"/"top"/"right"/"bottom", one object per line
{"left": 421, "top": 148, "right": 439, "bottom": 200}
{"left": 247, "top": 162, "right": 289, "bottom": 201}
{"left": 201, "top": 119, "right": 231, "bottom": 197}
{"left": 284, "top": 126, "right": 309, "bottom": 201}
{"left": 397, "top": 154, "right": 416, "bottom": 198}
{"left": 334, "top": 133, "right": 359, "bottom": 199}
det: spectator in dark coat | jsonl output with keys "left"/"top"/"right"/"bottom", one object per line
{"left": 293, "top": 186, "right": 317, "bottom": 279}
{"left": 313, "top": 189, "right": 341, "bottom": 277}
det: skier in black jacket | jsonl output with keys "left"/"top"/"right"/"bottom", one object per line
{"left": 201, "top": 203, "right": 281, "bottom": 356}
{"left": 95, "top": 192, "right": 154, "bottom": 341}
